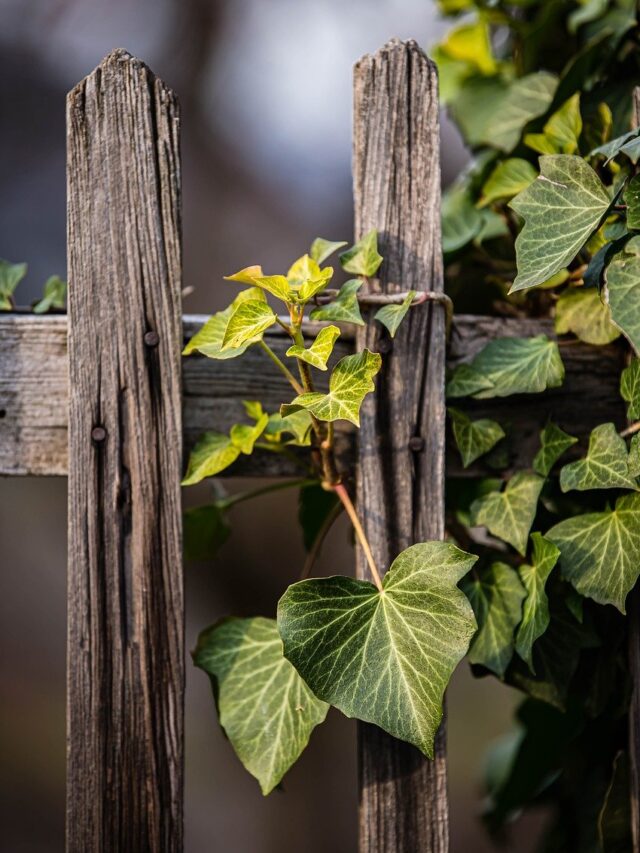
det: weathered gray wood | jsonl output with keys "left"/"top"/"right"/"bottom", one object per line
{"left": 0, "top": 314, "right": 625, "bottom": 478}
{"left": 352, "top": 40, "right": 448, "bottom": 852}
{"left": 66, "top": 50, "right": 183, "bottom": 852}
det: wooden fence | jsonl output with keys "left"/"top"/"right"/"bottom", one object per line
{"left": 0, "top": 40, "right": 632, "bottom": 853}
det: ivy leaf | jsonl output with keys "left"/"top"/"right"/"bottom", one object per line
{"left": 33, "top": 275, "right": 66, "bottom": 314}
{"left": 193, "top": 617, "right": 328, "bottom": 795}
{"left": 339, "top": 230, "right": 383, "bottom": 277}
{"left": 309, "top": 279, "right": 365, "bottom": 326}
{"left": 603, "top": 236, "right": 640, "bottom": 355}
{"left": 624, "top": 175, "right": 640, "bottom": 231}
{"left": 469, "top": 335, "right": 565, "bottom": 399}
{"left": 289, "top": 349, "right": 381, "bottom": 426}
{"left": 442, "top": 184, "right": 483, "bottom": 252}
{"left": 435, "top": 19, "right": 497, "bottom": 76}
{"left": 229, "top": 412, "right": 270, "bottom": 454}
{"left": 559, "top": 422, "right": 638, "bottom": 492}
{"left": 620, "top": 359, "right": 640, "bottom": 419}
{"left": 250, "top": 274, "right": 293, "bottom": 303}
{"left": 554, "top": 287, "right": 620, "bottom": 345}
{"left": 546, "top": 492, "right": 640, "bottom": 612}
{"left": 524, "top": 93, "right": 582, "bottom": 156}
{"left": 462, "top": 562, "right": 525, "bottom": 678}
{"left": 298, "top": 268, "right": 334, "bottom": 302}
{"left": 184, "top": 503, "right": 230, "bottom": 561}
{"left": 286, "top": 254, "right": 322, "bottom": 287}
{"left": 533, "top": 421, "right": 578, "bottom": 477}
{"left": 298, "top": 483, "right": 340, "bottom": 551}
{"left": 285, "top": 325, "right": 340, "bottom": 371}
{"left": 278, "top": 542, "right": 478, "bottom": 757}
{"left": 449, "top": 407, "right": 505, "bottom": 468}
{"left": 478, "top": 158, "right": 537, "bottom": 207}
{"left": 222, "top": 300, "right": 277, "bottom": 351}
{"left": 590, "top": 128, "right": 640, "bottom": 164}
{"left": 515, "top": 534, "right": 560, "bottom": 671}
{"left": 310, "top": 238, "right": 347, "bottom": 265}
{"left": 183, "top": 288, "right": 267, "bottom": 360}
{"left": 0, "top": 259, "right": 27, "bottom": 309}
{"left": 224, "top": 265, "right": 264, "bottom": 285}
{"left": 182, "top": 415, "right": 268, "bottom": 486}
{"left": 510, "top": 155, "right": 610, "bottom": 293}
{"left": 446, "top": 363, "right": 495, "bottom": 398}
{"left": 373, "top": 291, "right": 415, "bottom": 338}
{"left": 265, "top": 409, "right": 313, "bottom": 447}
{"left": 470, "top": 472, "right": 544, "bottom": 555}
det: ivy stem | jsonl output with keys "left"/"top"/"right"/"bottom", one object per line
{"left": 218, "top": 477, "right": 315, "bottom": 510}
{"left": 299, "top": 499, "right": 344, "bottom": 580}
{"left": 333, "top": 483, "right": 383, "bottom": 592}
{"left": 258, "top": 339, "right": 304, "bottom": 394}
{"left": 621, "top": 421, "right": 640, "bottom": 438}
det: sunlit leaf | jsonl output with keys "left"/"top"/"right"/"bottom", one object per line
{"left": 479, "top": 158, "right": 537, "bottom": 207}
{"left": 524, "top": 94, "right": 582, "bottom": 155}
{"left": 250, "top": 274, "right": 293, "bottom": 303}
{"left": 449, "top": 407, "right": 505, "bottom": 468}
{"left": 603, "top": 236, "right": 640, "bottom": 354}
{"left": 470, "top": 472, "right": 544, "bottom": 555}
{"left": 533, "top": 422, "right": 578, "bottom": 477}
{"left": 373, "top": 291, "right": 415, "bottom": 338}
{"left": 559, "top": 423, "right": 637, "bottom": 492}
{"left": 222, "top": 300, "right": 277, "bottom": 350}
{"left": 554, "top": 286, "right": 620, "bottom": 345}
{"left": 437, "top": 19, "right": 497, "bottom": 76}
{"left": 299, "top": 267, "right": 334, "bottom": 301}
{"left": 286, "top": 325, "right": 340, "bottom": 371}
{"left": 229, "top": 413, "right": 270, "bottom": 454}
{"left": 0, "top": 259, "right": 27, "bottom": 309}
{"left": 310, "top": 238, "right": 347, "bottom": 265}
{"left": 287, "top": 254, "right": 322, "bottom": 287}
{"left": 33, "top": 275, "right": 66, "bottom": 314}
{"left": 468, "top": 335, "right": 565, "bottom": 399}
{"left": 620, "top": 359, "right": 640, "bottom": 419}
{"left": 309, "top": 279, "right": 365, "bottom": 326}
{"left": 339, "top": 230, "right": 383, "bottom": 277}
{"left": 446, "top": 363, "right": 495, "bottom": 398}
{"left": 183, "top": 288, "right": 267, "bottom": 360}
{"left": 224, "top": 265, "right": 264, "bottom": 285}
{"left": 265, "top": 409, "right": 313, "bottom": 446}
{"left": 515, "top": 534, "right": 560, "bottom": 671}
{"left": 182, "top": 433, "right": 241, "bottom": 485}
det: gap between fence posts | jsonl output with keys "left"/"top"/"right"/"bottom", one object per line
{"left": 66, "top": 50, "right": 184, "bottom": 852}
{"left": 352, "top": 39, "right": 449, "bottom": 853}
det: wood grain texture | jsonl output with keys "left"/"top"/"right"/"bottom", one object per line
{"left": 352, "top": 40, "right": 448, "bottom": 853}
{"left": 66, "top": 50, "right": 183, "bottom": 852}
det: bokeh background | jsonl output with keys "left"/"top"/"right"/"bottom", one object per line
{"left": 0, "top": 0, "right": 544, "bottom": 850}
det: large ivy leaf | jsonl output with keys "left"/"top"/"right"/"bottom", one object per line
{"left": 559, "top": 423, "right": 637, "bottom": 492}
{"left": 462, "top": 562, "right": 525, "bottom": 677}
{"left": 33, "top": 275, "right": 67, "bottom": 314}
{"left": 546, "top": 492, "right": 640, "bottom": 612}
{"left": 470, "top": 472, "right": 544, "bottom": 555}
{"left": 286, "top": 325, "right": 340, "bottom": 371}
{"left": 374, "top": 290, "right": 415, "bottom": 338}
{"left": 278, "top": 542, "right": 477, "bottom": 757}
{"left": 510, "top": 155, "right": 610, "bottom": 293}
{"left": 182, "top": 414, "right": 268, "bottom": 485}
{"left": 310, "top": 238, "right": 347, "bottom": 265}
{"left": 289, "top": 349, "right": 381, "bottom": 426}
{"left": 533, "top": 421, "right": 578, "bottom": 476}
{"left": 194, "top": 617, "right": 328, "bottom": 795}
{"left": 554, "top": 287, "right": 620, "bottom": 345}
{"left": 339, "top": 230, "right": 383, "bottom": 277}
{"left": 620, "top": 359, "right": 640, "bottom": 419}
{"left": 603, "top": 236, "right": 640, "bottom": 355}
{"left": 0, "top": 259, "right": 27, "bottom": 309}
{"left": 479, "top": 158, "right": 537, "bottom": 207}
{"left": 628, "top": 434, "right": 640, "bottom": 478}
{"left": 446, "top": 363, "right": 495, "bottom": 398}
{"left": 448, "top": 407, "right": 505, "bottom": 468}
{"left": 222, "top": 300, "right": 277, "bottom": 350}
{"left": 469, "top": 335, "right": 565, "bottom": 399}
{"left": 309, "top": 279, "right": 365, "bottom": 326}
{"left": 183, "top": 288, "right": 267, "bottom": 360}
{"left": 625, "top": 174, "right": 640, "bottom": 231}
{"left": 524, "top": 93, "right": 582, "bottom": 155}
{"left": 515, "top": 534, "right": 560, "bottom": 671}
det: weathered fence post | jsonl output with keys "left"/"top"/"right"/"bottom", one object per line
{"left": 66, "top": 50, "right": 183, "bottom": 852}
{"left": 353, "top": 40, "right": 448, "bottom": 851}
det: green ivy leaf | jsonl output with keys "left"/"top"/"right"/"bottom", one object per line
{"left": 250, "top": 274, "right": 293, "bottom": 303}
{"left": 546, "top": 492, "right": 640, "bottom": 612}
{"left": 286, "top": 254, "right": 322, "bottom": 287}
{"left": 590, "top": 127, "right": 640, "bottom": 164}
{"left": 449, "top": 407, "right": 505, "bottom": 468}
{"left": 603, "top": 236, "right": 640, "bottom": 355}
{"left": 183, "top": 288, "right": 267, "bottom": 360}
{"left": 339, "top": 230, "right": 383, "bottom": 277}
{"left": 442, "top": 184, "right": 484, "bottom": 253}
{"left": 435, "top": 19, "right": 497, "bottom": 76}
{"left": 184, "top": 504, "right": 230, "bottom": 561}
{"left": 182, "top": 414, "right": 268, "bottom": 485}
{"left": 33, "top": 275, "right": 66, "bottom": 314}
{"left": 289, "top": 349, "right": 381, "bottom": 426}
{"left": 462, "top": 562, "right": 525, "bottom": 677}
{"left": 620, "top": 359, "right": 640, "bottom": 419}
{"left": 559, "top": 422, "right": 637, "bottom": 492}
{"left": 533, "top": 421, "right": 578, "bottom": 477}
{"left": 224, "top": 265, "right": 263, "bottom": 285}
{"left": 222, "top": 300, "right": 277, "bottom": 350}
{"left": 285, "top": 325, "right": 340, "bottom": 371}
{"left": 373, "top": 291, "right": 415, "bottom": 338}
{"left": 309, "top": 279, "right": 365, "bottom": 326}
{"left": 624, "top": 174, "right": 640, "bottom": 231}
{"left": 446, "top": 363, "right": 495, "bottom": 398}
{"left": 468, "top": 335, "right": 565, "bottom": 399}
{"left": 524, "top": 93, "right": 582, "bottom": 155}
{"left": 229, "top": 413, "right": 270, "bottom": 454}
{"left": 298, "top": 268, "right": 334, "bottom": 302}
{"left": 310, "top": 238, "right": 347, "bottom": 265}
{"left": 554, "top": 287, "right": 620, "bottom": 345}
{"left": 470, "top": 472, "right": 544, "bottom": 555}
{"left": 194, "top": 617, "right": 328, "bottom": 795}
{"left": 510, "top": 155, "right": 610, "bottom": 293}
{"left": 265, "top": 409, "right": 313, "bottom": 447}
{"left": 478, "top": 158, "right": 537, "bottom": 207}
{"left": 278, "top": 542, "right": 477, "bottom": 757}
{"left": 298, "top": 483, "right": 340, "bottom": 551}
{"left": 627, "top": 434, "right": 640, "bottom": 477}
{"left": 0, "top": 259, "right": 27, "bottom": 309}
{"left": 515, "top": 534, "right": 561, "bottom": 671}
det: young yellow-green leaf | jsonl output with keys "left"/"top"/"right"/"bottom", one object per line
{"left": 624, "top": 174, "right": 640, "bottom": 231}
{"left": 224, "top": 265, "right": 264, "bottom": 285}
{"left": 265, "top": 409, "right": 313, "bottom": 446}
{"left": 33, "top": 275, "right": 67, "bottom": 314}
{"left": 285, "top": 325, "right": 340, "bottom": 371}
{"left": 309, "top": 279, "right": 365, "bottom": 326}
{"left": 182, "top": 433, "right": 241, "bottom": 485}
{"left": 243, "top": 400, "right": 265, "bottom": 421}
{"left": 0, "top": 259, "right": 27, "bottom": 309}
{"left": 462, "top": 562, "right": 525, "bottom": 678}
{"left": 510, "top": 155, "right": 610, "bottom": 293}
{"left": 373, "top": 291, "right": 415, "bottom": 338}
{"left": 470, "top": 472, "right": 544, "bottom": 555}
{"left": 287, "top": 254, "right": 322, "bottom": 287}
{"left": 222, "top": 299, "right": 277, "bottom": 350}
{"left": 278, "top": 542, "right": 478, "bottom": 757}
{"left": 469, "top": 335, "right": 565, "bottom": 399}
{"left": 546, "top": 492, "right": 640, "bottom": 612}
{"left": 194, "top": 617, "right": 328, "bottom": 795}
{"left": 436, "top": 19, "right": 497, "bottom": 75}
{"left": 603, "top": 236, "right": 640, "bottom": 355}
{"left": 524, "top": 93, "right": 582, "bottom": 155}
{"left": 183, "top": 288, "right": 267, "bottom": 359}
{"left": 310, "top": 238, "right": 348, "bottom": 265}
{"left": 559, "top": 422, "right": 638, "bottom": 492}
{"left": 449, "top": 408, "right": 505, "bottom": 468}
{"left": 515, "top": 533, "right": 560, "bottom": 671}
{"left": 298, "top": 267, "right": 334, "bottom": 302}
{"left": 446, "top": 363, "right": 495, "bottom": 398}
{"left": 290, "top": 349, "right": 381, "bottom": 426}
{"left": 533, "top": 421, "right": 578, "bottom": 476}
{"left": 339, "top": 230, "right": 383, "bottom": 277}
{"left": 478, "top": 158, "right": 537, "bottom": 207}
{"left": 229, "top": 413, "right": 269, "bottom": 454}
{"left": 554, "top": 287, "right": 620, "bottom": 345}
{"left": 620, "top": 359, "right": 640, "bottom": 419}
{"left": 250, "top": 274, "right": 293, "bottom": 302}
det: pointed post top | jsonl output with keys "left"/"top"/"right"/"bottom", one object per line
{"left": 68, "top": 47, "right": 177, "bottom": 103}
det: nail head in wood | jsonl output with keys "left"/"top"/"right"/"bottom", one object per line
{"left": 377, "top": 337, "right": 392, "bottom": 354}
{"left": 91, "top": 426, "right": 107, "bottom": 443}
{"left": 409, "top": 436, "right": 425, "bottom": 453}
{"left": 144, "top": 330, "right": 160, "bottom": 347}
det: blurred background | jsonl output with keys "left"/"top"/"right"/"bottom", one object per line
{"left": 0, "top": 0, "right": 543, "bottom": 850}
